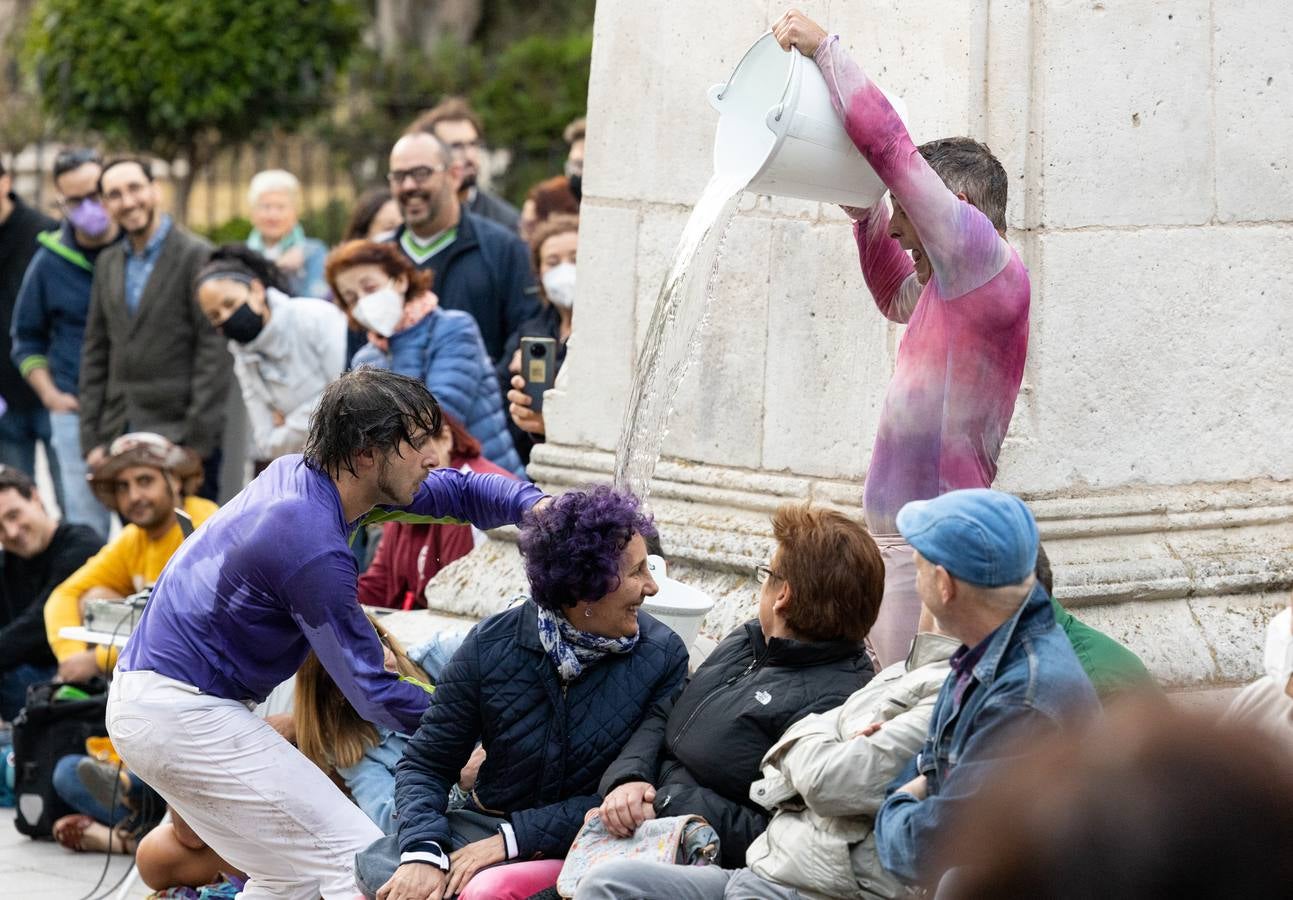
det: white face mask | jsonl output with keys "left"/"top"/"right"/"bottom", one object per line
{"left": 542, "top": 262, "right": 577, "bottom": 310}
{"left": 352, "top": 283, "right": 404, "bottom": 338}
{"left": 1264, "top": 607, "right": 1293, "bottom": 683}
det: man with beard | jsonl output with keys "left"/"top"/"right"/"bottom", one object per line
{"left": 79, "top": 157, "right": 232, "bottom": 501}
{"left": 43, "top": 432, "right": 217, "bottom": 683}
{"left": 386, "top": 132, "right": 539, "bottom": 362}
{"left": 409, "top": 97, "right": 521, "bottom": 232}
{"left": 0, "top": 466, "right": 102, "bottom": 721}
{"left": 104, "top": 369, "right": 547, "bottom": 899}
{"left": 12, "top": 149, "right": 122, "bottom": 537}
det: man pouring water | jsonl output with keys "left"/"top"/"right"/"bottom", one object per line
{"left": 774, "top": 9, "right": 1032, "bottom": 666}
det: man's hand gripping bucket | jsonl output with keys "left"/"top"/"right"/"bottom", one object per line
{"left": 708, "top": 32, "right": 906, "bottom": 208}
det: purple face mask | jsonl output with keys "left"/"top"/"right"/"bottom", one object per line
{"left": 66, "top": 199, "right": 111, "bottom": 238}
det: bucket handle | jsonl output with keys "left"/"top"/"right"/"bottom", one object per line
{"left": 712, "top": 31, "right": 796, "bottom": 122}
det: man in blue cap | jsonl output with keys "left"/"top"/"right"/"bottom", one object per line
{"left": 873, "top": 488, "right": 1099, "bottom": 888}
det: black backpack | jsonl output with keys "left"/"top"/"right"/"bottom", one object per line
{"left": 11, "top": 678, "right": 109, "bottom": 838}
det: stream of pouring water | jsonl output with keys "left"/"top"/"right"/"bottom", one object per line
{"left": 612, "top": 172, "right": 747, "bottom": 498}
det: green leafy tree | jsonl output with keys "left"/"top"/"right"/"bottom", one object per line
{"left": 22, "top": 0, "right": 362, "bottom": 221}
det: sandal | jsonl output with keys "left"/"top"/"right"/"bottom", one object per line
{"left": 79, "top": 821, "right": 136, "bottom": 854}
{"left": 52, "top": 813, "right": 94, "bottom": 850}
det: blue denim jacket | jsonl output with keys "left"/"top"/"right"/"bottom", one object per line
{"left": 875, "top": 583, "right": 1099, "bottom": 885}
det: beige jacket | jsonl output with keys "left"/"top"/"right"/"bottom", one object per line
{"left": 744, "top": 632, "right": 960, "bottom": 900}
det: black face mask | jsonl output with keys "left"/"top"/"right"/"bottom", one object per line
{"left": 220, "top": 302, "right": 265, "bottom": 343}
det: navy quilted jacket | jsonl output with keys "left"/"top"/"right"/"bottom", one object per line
{"left": 394, "top": 600, "right": 689, "bottom": 858}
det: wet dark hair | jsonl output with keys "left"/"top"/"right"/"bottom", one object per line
{"left": 518, "top": 485, "right": 656, "bottom": 611}
{"left": 0, "top": 465, "right": 37, "bottom": 500}
{"left": 98, "top": 156, "right": 154, "bottom": 192}
{"left": 194, "top": 244, "right": 290, "bottom": 295}
{"left": 343, "top": 187, "right": 395, "bottom": 242}
{"left": 918, "top": 137, "right": 1008, "bottom": 231}
{"left": 303, "top": 369, "right": 442, "bottom": 479}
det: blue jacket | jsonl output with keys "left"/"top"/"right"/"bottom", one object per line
{"left": 352, "top": 308, "right": 523, "bottom": 478}
{"left": 389, "top": 211, "right": 540, "bottom": 361}
{"left": 875, "top": 583, "right": 1099, "bottom": 885}
{"left": 338, "top": 634, "right": 466, "bottom": 833}
{"left": 394, "top": 601, "right": 690, "bottom": 860}
{"left": 11, "top": 225, "right": 117, "bottom": 396}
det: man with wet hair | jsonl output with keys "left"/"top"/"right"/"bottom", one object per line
{"left": 106, "top": 369, "right": 548, "bottom": 900}
{"left": 777, "top": 10, "right": 1032, "bottom": 667}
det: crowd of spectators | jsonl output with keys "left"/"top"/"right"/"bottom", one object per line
{"left": 0, "top": 10, "right": 1289, "bottom": 900}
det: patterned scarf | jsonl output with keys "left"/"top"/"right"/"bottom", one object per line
{"left": 535, "top": 602, "right": 639, "bottom": 683}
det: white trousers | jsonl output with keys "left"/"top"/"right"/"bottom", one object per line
{"left": 108, "top": 670, "right": 381, "bottom": 899}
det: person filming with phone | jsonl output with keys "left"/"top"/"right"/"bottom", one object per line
{"left": 502, "top": 214, "right": 577, "bottom": 461}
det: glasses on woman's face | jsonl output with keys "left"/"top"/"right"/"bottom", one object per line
{"left": 754, "top": 564, "right": 781, "bottom": 585}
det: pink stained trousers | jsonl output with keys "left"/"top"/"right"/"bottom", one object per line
{"left": 458, "top": 859, "right": 565, "bottom": 900}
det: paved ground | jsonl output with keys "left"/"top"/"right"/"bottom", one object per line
{"left": 1, "top": 809, "right": 149, "bottom": 900}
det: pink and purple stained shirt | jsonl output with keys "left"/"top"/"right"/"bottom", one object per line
{"left": 814, "top": 36, "right": 1031, "bottom": 535}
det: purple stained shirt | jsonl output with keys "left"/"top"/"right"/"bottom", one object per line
{"left": 117, "top": 455, "right": 544, "bottom": 733}
{"left": 814, "top": 37, "right": 1031, "bottom": 535}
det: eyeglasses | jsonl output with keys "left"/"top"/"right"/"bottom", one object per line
{"left": 60, "top": 190, "right": 102, "bottom": 208}
{"left": 754, "top": 564, "right": 781, "bottom": 585}
{"left": 386, "top": 165, "right": 444, "bottom": 187}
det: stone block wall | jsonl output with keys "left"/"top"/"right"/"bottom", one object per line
{"left": 428, "top": 0, "right": 1293, "bottom": 688}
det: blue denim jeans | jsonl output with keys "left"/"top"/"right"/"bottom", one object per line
{"left": 47, "top": 411, "right": 111, "bottom": 538}
{"left": 0, "top": 407, "right": 64, "bottom": 511}
{"left": 51, "top": 753, "right": 142, "bottom": 826}
{"left": 0, "top": 663, "right": 56, "bottom": 721}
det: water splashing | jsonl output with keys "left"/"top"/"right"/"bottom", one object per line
{"left": 613, "top": 172, "right": 747, "bottom": 498}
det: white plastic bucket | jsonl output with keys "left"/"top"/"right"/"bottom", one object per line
{"left": 708, "top": 32, "right": 906, "bottom": 207}
{"left": 642, "top": 555, "right": 714, "bottom": 651}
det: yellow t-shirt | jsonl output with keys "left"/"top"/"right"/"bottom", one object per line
{"left": 44, "top": 495, "right": 219, "bottom": 669}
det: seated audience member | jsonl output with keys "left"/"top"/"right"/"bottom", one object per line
{"left": 327, "top": 240, "right": 524, "bottom": 477}
{"left": 1223, "top": 590, "right": 1293, "bottom": 752}
{"left": 501, "top": 214, "right": 578, "bottom": 464}
{"left": 294, "top": 617, "right": 472, "bottom": 833}
{"left": 0, "top": 466, "right": 102, "bottom": 721}
{"left": 244, "top": 169, "right": 329, "bottom": 298}
{"left": 1036, "top": 543, "right": 1157, "bottom": 701}
{"left": 344, "top": 187, "right": 404, "bottom": 243}
{"left": 872, "top": 489, "right": 1099, "bottom": 889}
{"left": 358, "top": 486, "right": 690, "bottom": 900}
{"left": 519, "top": 175, "right": 581, "bottom": 243}
{"left": 195, "top": 245, "right": 347, "bottom": 466}
{"left": 358, "top": 415, "right": 515, "bottom": 609}
{"left": 577, "top": 503, "right": 878, "bottom": 896}
{"left": 44, "top": 432, "right": 218, "bottom": 682}
{"left": 937, "top": 703, "right": 1293, "bottom": 899}
{"left": 579, "top": 607, "right": 957, "bottom": 900}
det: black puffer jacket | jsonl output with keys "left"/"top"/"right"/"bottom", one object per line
{"left": 599, "top": 620, "right": 874, "bottom": 867}
{"left": 395, "top": 601, "right": 689, "bottom": 858}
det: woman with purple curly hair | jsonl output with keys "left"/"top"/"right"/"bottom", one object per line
{"left": 360, "top": 485, "right": 690, "bottom": 900}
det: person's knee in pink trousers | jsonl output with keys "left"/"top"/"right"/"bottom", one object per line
{"left": 456, "top": 859, "right": 564, "bottom": 900}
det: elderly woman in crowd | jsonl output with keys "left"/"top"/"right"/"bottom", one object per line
{"left": 358, "top": 486, "right": 690, "bottom": 900}
{"left": 576, "top": 503, "right": 881, "bottom": 894}
{"left": 245, "top": 168, "right": 329, "bottom": 298}
{"left": 500, "top": 213, "right": 578, "bottom": 463}
{"left": 326, "top": 240, "right": 523, "bottom": 477}
{"left": 195, "top": 244, "right": 347, "bottom": 466}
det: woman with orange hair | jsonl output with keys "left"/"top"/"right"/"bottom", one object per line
{"left": 325, "top": 240, "right": 522, "bottom": 476}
